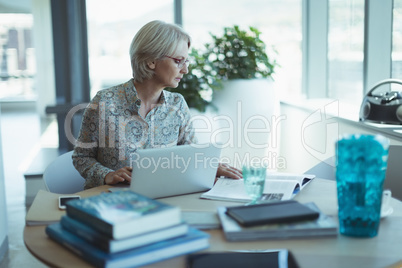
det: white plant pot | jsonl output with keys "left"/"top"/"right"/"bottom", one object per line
{"left": 208, "top": 79, "right": 281, "bottom": 169}
{"left": 189, "top": 106, "right": 220, "bottom": 146}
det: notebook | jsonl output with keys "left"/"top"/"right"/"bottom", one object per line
{"left": 225, "top": 200, "right": 320, "bottom": 227}
{"left": 128, "top": 144, "right": 221, "bottom": 199}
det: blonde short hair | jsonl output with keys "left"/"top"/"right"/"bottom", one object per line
{"left": 129, "top": 20, "right": 191, "bottom": 83}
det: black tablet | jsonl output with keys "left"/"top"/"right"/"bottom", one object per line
{"left": 187, "top": 250, "right": 300, "bottom": 268}
{"left": 225, "top": 200, "right": 320, "bottom": 227}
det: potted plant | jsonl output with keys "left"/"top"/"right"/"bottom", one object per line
{"left": 203, "top": 25, "right": 280, "bottom": 167}
{"left": 205, "top": 25, "right": 277, "bottom": 80}
{"left": 167, "top": 48, "right": 224, "bottom": 145}
{"left": 167, "top": 48, "right": 222, "bottom": 113}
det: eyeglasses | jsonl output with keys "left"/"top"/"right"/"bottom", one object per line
{"left": 165, "top": 55, "right": 190, "bottom": 69}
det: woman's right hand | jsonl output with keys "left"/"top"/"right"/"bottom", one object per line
{"left": 104, "top": 166, "right": 132, "bottom": 185}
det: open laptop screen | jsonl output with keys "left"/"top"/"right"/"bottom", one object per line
{"left": 129, "top": 144, "right": 221, "bottom": 199}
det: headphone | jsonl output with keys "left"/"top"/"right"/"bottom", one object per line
{"left": 359, "top": 79, "right": 402, "bottom": 124}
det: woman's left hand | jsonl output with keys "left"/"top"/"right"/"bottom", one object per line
{"left": 216, "top": 163, "right": 242, "bottom": 180}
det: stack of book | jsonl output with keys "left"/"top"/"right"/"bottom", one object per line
{"left": 45, "top": 191, "right": 209, "bottom": 268}
{"left": 218, "top": 201, "right": 338, "bottom": 241}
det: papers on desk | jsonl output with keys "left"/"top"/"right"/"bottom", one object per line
{"left": 181, "top": 211, "right": 221, "bottom": 229}
{"left": 201, "top": 173, "right": 315, "bottom": 203}
{"left": 25, "top": 190, "right": 67, "bottom": 226}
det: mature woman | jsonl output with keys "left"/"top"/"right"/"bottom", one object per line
{"left": 72, "top": 20, "right": 241, "bottom": 189}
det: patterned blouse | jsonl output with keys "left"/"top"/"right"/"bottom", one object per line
{"left": 72, "top": 79, "right": 196, "bottom": 189}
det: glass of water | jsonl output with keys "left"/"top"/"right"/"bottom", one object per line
{"left": 242, "top": 164, "right": 267, "bottom": 205}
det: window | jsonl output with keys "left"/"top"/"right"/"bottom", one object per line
{"left": 0, "top": 14, "right": 35, "bottom": 101}
{"left": 327, "top": 0, "right": 365, "bottom": 105}
{"left": 72, "top": 0, "right": 402, "bottom": 114}
{"left": 183, "top": 0, "right": 302, "bottom": 99}
{"left": 392, "top": 0, "right": 402, "bottom": 81}
{"left": 85, "top": 0, "right": 174, "bottom": 97}
{"left": 307, "top": 0, "right": 399, "bottom": 114}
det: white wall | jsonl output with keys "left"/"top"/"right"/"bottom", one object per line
{"left": 279, "top": 101, "right": 402, "bottom": 174}
{"left": 279, "top": 101, "right": 339, "bottom": 174}
{"left": 0, "top": 106, "right": 9, "bottom": 261}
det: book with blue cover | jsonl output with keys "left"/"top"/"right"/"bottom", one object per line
{"left": 46, "top": 223, "right": 209, "bottom": 268}
{"left": 60, "top": 215, "right": 189, "bottom": 253}
{"left": 65, "top": 191, "right": 181, "bottom": 239}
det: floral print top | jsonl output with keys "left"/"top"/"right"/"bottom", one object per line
{"left": 72, "top": 78, "right": 196, "bottom": 189}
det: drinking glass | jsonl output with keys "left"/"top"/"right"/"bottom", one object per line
{"left": 336, "top": 134, "right": 389, "bottom": 237}
{"left": 242, "top": 164, "right": 267, "bottom": 205}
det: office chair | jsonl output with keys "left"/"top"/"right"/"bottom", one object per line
{"left": 42, "top": 151, "right": 85, "bottom": 194}
{"left": 383, "top": 145, "right": 402, "bottom": 201}
{"left": 305, "top": 153, "right": 402, "bottom": 200}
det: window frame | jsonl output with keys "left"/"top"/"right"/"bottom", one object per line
{"left": 300, "top": 0, "right": 394, "bottom": 101}
{"left": 363, "top": 0, "right": 393, "bottom": 93}
{"left": 302, "top": 0, "right": 329, "bottom": 98}
{"left": 176, "top": 0, "right": 395, "bottom": 105}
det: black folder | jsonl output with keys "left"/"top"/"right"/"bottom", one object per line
{"left": 187, "top": 250, "right": 300, "bottom": 268}
{"left": 225, "top": 200, "right": 320, "bottom": 227}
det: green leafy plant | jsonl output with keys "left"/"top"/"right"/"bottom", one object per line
{"left": 167, "top": 48, "right": 222, "bottom": 112}
{"left": 205, "top": 25, "right": 277, "bottom": 80}
{"left": 168, "top": 25, "right": 277, "bottom": 112}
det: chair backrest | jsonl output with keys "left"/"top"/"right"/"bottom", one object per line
{"left": 304, "top": 156, "right": 336, "bottom": 181}
{"left": 43, "top": 151, "right": 85, "bottom": 194}
{"left": 384, "top": 145, "right": 402, "bottom": 201}
{"left": 306, "top": 152, "right": 401, "bottom": 201}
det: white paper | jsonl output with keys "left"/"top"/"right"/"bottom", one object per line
{"left": 200, "top": 173, "right": 315, "bottom": 203}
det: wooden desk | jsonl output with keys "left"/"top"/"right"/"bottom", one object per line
{"left": 24, "top": 179, "right": 402, "bottom": 268}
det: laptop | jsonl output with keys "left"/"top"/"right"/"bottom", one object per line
{"left": 128, "top": 144, "right": 221, "bottom": 199}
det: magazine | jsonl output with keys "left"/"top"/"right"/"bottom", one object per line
{"left": 200, "top": 173, "right": 315, "bottom": 203}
